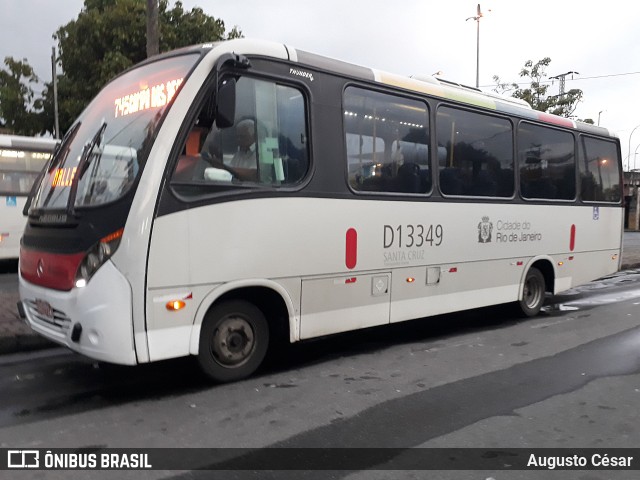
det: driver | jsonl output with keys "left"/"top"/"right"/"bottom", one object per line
{"left": 202, "top": 119, "right": 257, "bottom": 181}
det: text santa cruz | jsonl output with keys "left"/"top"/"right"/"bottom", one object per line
{"left": 478, "top": 216, "right": 542, "bottom": 244}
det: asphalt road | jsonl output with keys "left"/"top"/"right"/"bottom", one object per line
{"left": 1, "top": 269, "right": 640, "bottom": 479}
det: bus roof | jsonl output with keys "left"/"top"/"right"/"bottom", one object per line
{"left": 202, "top": 39, "right": 615, "bottom": 139}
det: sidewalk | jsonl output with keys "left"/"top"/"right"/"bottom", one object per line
{"left": 0, "top": 291, "right": 52, "bottom": 354}
{"left": 2, "top": 235, "right": 640, "bottom": 356}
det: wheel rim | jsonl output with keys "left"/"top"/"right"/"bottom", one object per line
{"left": 210, "top": 315, "right": 255, "bottom": 367}
{"left": 523, "top": 276, "right": 543, "bottom": 309}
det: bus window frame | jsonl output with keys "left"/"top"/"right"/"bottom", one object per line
{"left": 342, "top": 83, "right": 433, "bottom": 198}
{"left": 167, "top": 69, "right": 313, "bottom": 202}
{"left": 434, "top": 103, "right": 517, "bottom": 201}
{"left": 517, "top": 120, "right": 578, "bottom": 203}
{"left": 578, "top": 133, "right": 623, "bottom": 205}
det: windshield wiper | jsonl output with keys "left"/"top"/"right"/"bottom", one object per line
{"left": 27, "top": 122, "right": 82, "bottom": 215}
{"left": 78, "top": 120, "right": 107, "bottom": 178}
{"left": 47, "top": 121, "right": 81, "bottom": 174}
{"left": 67, "top": 121, "right": 107, "bottom": 214}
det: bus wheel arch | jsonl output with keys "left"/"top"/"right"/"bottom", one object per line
{"left": 517, "top": 259, "right": 554, "bottom": 317}
{"left": 194, "top": 285, "right": 292, "bottom": 382}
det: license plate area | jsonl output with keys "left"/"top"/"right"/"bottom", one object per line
{"left": 35, "top": 298, "right": 54, "bottom": 320}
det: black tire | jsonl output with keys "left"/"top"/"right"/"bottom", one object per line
{"left": 518, "top": 267, "right": 546, "bottom": 317}
{"left": 198, "top": 300, "right": 269, "bottom": 382}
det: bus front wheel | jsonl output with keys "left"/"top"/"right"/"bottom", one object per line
{"left": 198, "top": 300, "right": 269, "bottom": 382}
{"left": 518, "top": 267, "right": 546, "bottom": 317}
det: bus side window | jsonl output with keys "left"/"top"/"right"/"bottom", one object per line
{"left": 580, "top": 136, "right": 621, "bottom": 203}
{"left": 436, "top": 106, "right": 513, "bottom": 198}
{"left": 518, "top": 123, "right": 575, "bottom": 201}
{"left": 253, "top": 82, "right": 308, "bottom": 185}
{"left": 344, "top": 87, "right": 431, "bottom": 195}
{"left": 172, "top": 77, "right": 309, "bottom": 189}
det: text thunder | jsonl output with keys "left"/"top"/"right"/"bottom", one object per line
{"left": 289, "top": 68, "right": 314, "bottom": 82}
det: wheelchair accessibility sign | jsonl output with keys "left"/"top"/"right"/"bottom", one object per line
{"left": 5, "top": 196, "right": 17, "bottom": 207}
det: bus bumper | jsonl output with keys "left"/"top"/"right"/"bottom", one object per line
{"left": 18, "top": 261, "right": 137, "bottom": 365}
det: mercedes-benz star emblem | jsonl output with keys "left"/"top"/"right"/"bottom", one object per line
{"left": 36, "top": 259, "right": 45, "bottom": 277}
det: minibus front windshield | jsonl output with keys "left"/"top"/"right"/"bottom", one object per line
{"left": 32, "top": 53, "right": 200, "bottom": 211}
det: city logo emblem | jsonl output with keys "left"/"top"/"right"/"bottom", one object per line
{"left": 478, "top": 216, "right": 493, "bottom": 243}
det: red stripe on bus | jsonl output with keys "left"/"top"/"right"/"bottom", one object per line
{"left": 538, "top": 112, "right": 575, "bottom": 128}
{"left": 20, "top": 246, "right": 84, "bottom": 291}
{"left": 345, "top": 228, "right": 357, "bottom": 269}
{"left": 570, "top": 224, "right": 576, "bottom": 251}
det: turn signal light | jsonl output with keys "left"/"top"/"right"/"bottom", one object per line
{"left": 166, "top": 300, "right": 186, "bottom": 311}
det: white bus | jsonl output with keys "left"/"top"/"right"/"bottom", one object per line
{"left": 0, "top": 134, "right": 56, "bottom": 260}
{"left": 19, "top": 39, "right": 623, "bottom": 382}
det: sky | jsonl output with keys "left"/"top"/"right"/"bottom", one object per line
{"left": 2, "top": 0, "right": 640, "bottom": 168}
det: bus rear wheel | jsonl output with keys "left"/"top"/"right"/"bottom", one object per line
{"left": 518, "top": 267, "right": 546, "bottom": 317}
{"left": 198, "top": 300, "right": 269, "bottom": 382}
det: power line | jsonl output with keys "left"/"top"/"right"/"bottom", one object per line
{"left": 578, "top": 70, "right": 640, "bottom": 80}
{"left": 481, "top": 70, "right": 640, "bottom": 88}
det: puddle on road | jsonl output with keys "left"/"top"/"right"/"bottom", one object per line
{"left": 542, "top": 304, "right": 579, "bottom": 313}
{"left": 544, "top": 289, "right": 640, "bottom": 314}
{"left": 544, "top": 270, "right": 640, "bottom": 314}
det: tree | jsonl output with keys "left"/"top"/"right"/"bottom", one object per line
{"left": 492, "top": 57, "right": 588, "bottom": 121}
{"left": 43, "top": 0, "right": 242, "bottom": 135}
{"left": 0, "top": 57, "right": 45, "bottom": 135}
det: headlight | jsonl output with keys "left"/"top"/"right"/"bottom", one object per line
{"left": 75, "top": 228, "right": 124, "bottom": 288}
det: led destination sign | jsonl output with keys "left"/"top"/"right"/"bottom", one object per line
{"left": 50, "top": 167, "right": 77, "bottom": 187}
{"left": 114, "top": 78, "right": 183, "bottom": 118}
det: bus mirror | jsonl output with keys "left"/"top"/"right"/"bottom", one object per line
{"left": 216, "top": 78, "right": 236, "bottom": 129}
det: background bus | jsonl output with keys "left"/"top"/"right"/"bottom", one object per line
{"left": 18, "top": 39, "right": 623, "bottom": 383}
{"left": 0, "top": 134, "right": 56, "bottom": 260}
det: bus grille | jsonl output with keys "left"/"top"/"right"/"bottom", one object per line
{"left": 24, "top": 299, "right": 71, "bottom": 332}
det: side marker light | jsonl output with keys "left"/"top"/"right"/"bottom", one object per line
{"left": 166, "top": 300, "right": 186, "bottom": 311}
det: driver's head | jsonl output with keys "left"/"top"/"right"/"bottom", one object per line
{"left": 236, "top": 119, "right": 255, "bottom": 151}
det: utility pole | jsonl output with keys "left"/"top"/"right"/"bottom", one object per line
{"left": 550, "top": 71, "right": 579, "bottom": 97}
{"left": 466, "top": 4, "right": 484, "bottom": 88}
{"left": 51, "top": 47, "right": 60, "bottom": 140}
{"left": 146, "top": 0, "right": 159, "bottom": 58}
